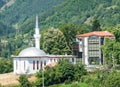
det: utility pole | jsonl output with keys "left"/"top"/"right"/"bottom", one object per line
{"left": 42, "top": 65, "right": 44, "bottom": 87}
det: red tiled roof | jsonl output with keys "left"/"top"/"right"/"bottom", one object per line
{"left": 77, "top": 31, "right": 114, "bottom": 37}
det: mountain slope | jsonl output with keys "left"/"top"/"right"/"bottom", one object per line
{"left": 0, "top": 0, "right": 16, "bottom": 12}
{"left": 1, "top": 0, "right": 120, "bottom": 35}
{"left": 0, "top": 0, "right": 63, "bottom": 29}
{"left": 19, "top": 0, "right": 120, "bottom": 34}
{"left": 39, "top": 0, "right": 120, "bottom": 27}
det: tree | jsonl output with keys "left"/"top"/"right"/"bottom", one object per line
{"left": 74, "top": 63, "right": 87, "bottom": 81}
{"left": 59, "top": 24, "right": 88, "bottom": 54}
{"left": 102, "top": 25, "right": 120, "bottom": 66}
{"left": 43, "top": 27, "right": 70, "bottom": 54}
{"left": 92, "top": 19, "right": 101, "bottom": 31}
{"left": 58, "top": 60, "right": 75, "bottom": 83}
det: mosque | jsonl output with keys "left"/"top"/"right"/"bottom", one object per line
{"left": 13, "top": 16, "right": 76, "bottom": 74}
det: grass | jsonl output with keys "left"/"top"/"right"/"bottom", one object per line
{"left": 49, "top": 82, "right": 88, "bottom": 87}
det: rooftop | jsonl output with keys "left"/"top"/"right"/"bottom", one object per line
{"left": 77, "top": 31, "right": 114, "bottom": 37}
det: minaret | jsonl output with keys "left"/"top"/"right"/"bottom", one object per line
{"left": 34, "top": 15, "right": 41, "bottom": 49}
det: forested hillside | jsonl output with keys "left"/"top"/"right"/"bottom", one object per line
{"left": 0, "top": 0, "right": 63, "bottom": 29}
{"left": 0, "top": 22, "right": 14, "bottom": 36}
{"left": 19, "top": 0, "right": 120, "bottom": 34}
{"left": 0, "top": 0, "right": 120, "bottom": 34}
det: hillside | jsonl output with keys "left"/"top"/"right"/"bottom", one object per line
{"left": 0, "top": 21, "right": 14, "bottom": 36}
{"left": 0, "top": 0, "right": 120, "bottom": 34}
{"left": 0, "top": 0, "right": 63, "bottom": 29}
{"left": 20, "top": 0, "right": 120, "bottom": 33}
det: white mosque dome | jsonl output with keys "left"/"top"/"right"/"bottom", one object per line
{"left": 18, "top": 47, "right": 46, "bottom": 57}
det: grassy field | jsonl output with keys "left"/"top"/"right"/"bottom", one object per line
{"left": 0, "top": 72, "right": 36, "bottom": 87}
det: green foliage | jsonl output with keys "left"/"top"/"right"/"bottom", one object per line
{"left": 58, "top": 60, "right": 75, "bottom": 83}
{"left": 36, "top": 60, "right": 87, "bottom": 86}
{"left": 0, "top": 58, "right": 13, "bottom": 74}
{"left": 1, "top": 0, "right": 120, "bottom": 34}
{"left": 74, "top": 63, "right": 87, "bottom": 81}
{"left": 0, "top": 0, "right": 63, "bottom": 29}
{"left": 59, "top": 24, "right": 89, "bottom": 53}
{"left": 43, "top": 27, "right": 70, "bottom": 54}
{"left": 92, "top": 19, "right": 101, "bottom": 31}
{"left": 102, "top": 25, "right": 120, "bottom": 66}
{"left": 0, "top": 21, "right": 14, "bottom": 36}
{"left": 102, "top": 72, "right": 120, "bottom": 87}
{"left": 18, "top": 75, "right": 32, "bottom": 87}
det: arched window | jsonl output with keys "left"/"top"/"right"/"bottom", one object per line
{"left": 33, "top": 61, "right": 35, "bottom": 70}
{"left": 37, "top": 61, "right": 39, "bottom": 70}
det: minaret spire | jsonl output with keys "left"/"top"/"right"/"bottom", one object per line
{"left": 36, "top": 15, "right": 39, "bottom": 28}
{"left": 34, "top": 15, "right": 41, "bottom": 49}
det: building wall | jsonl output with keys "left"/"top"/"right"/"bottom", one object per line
{"left": 14, "top": 58, "right": 49, "bottom": 74}
{"left": 14, "top": 57, "right": 76, "bottom": 74}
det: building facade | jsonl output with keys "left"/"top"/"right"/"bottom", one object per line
{"left": 75, "top": 31, "right": 114, "bottom": 66}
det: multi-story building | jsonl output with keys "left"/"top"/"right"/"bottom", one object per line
{"left": 74, "top": 31, "right": 114, "bottom": 66}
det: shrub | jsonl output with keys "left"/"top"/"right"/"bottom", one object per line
{"left": 18, "top": 74, "right": 32, "bottom": 87}
{"left": 102, "top": 72, "right": 120, "bottom": 87}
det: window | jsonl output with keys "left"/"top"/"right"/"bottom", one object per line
{"left": 40, "top": 61, "right": 42, "bottom": 69}
{"left": 37, "top": 61, "right": 39, "bottom": 70}
{"left": 44, "top": 61, "right": 46, "bottom": 66}
{"left": 33, "top": 61, "right": 35, "bottom": 70}
{"left": 88, "top": 36, "right": 100, "bottom": 58}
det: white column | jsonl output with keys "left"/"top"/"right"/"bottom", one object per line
{"left": 84, "top": 37, "right": 89, "bottom": 65}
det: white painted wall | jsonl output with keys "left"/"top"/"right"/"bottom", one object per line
{"left": 14, "top": 57, "right": 50, "bottom": 74}
{"left": 14, "top": 57, "right": 76, "bottom": 74}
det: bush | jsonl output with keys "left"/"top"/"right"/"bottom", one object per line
{"left": 36, "top": 60, "right": 87, "bottom": 86}
{"left": 18, "top": 74, "right": 32, "bottom": 87}
{"left": 102, "top": 72, "right": 120, "bottom": 87}
{"left": 0, "top": 58, "right": 13, "bottom": 74}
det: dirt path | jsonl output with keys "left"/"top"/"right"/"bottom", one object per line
{"left": 0, "top": 72, "right": 36, "bottom": 86}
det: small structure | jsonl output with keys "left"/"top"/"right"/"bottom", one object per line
{"left": 13, "top": 16, "right": 76, "bottom": 74}
{"left": 75, "top": 31, "right": 114, "bottom": 66}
